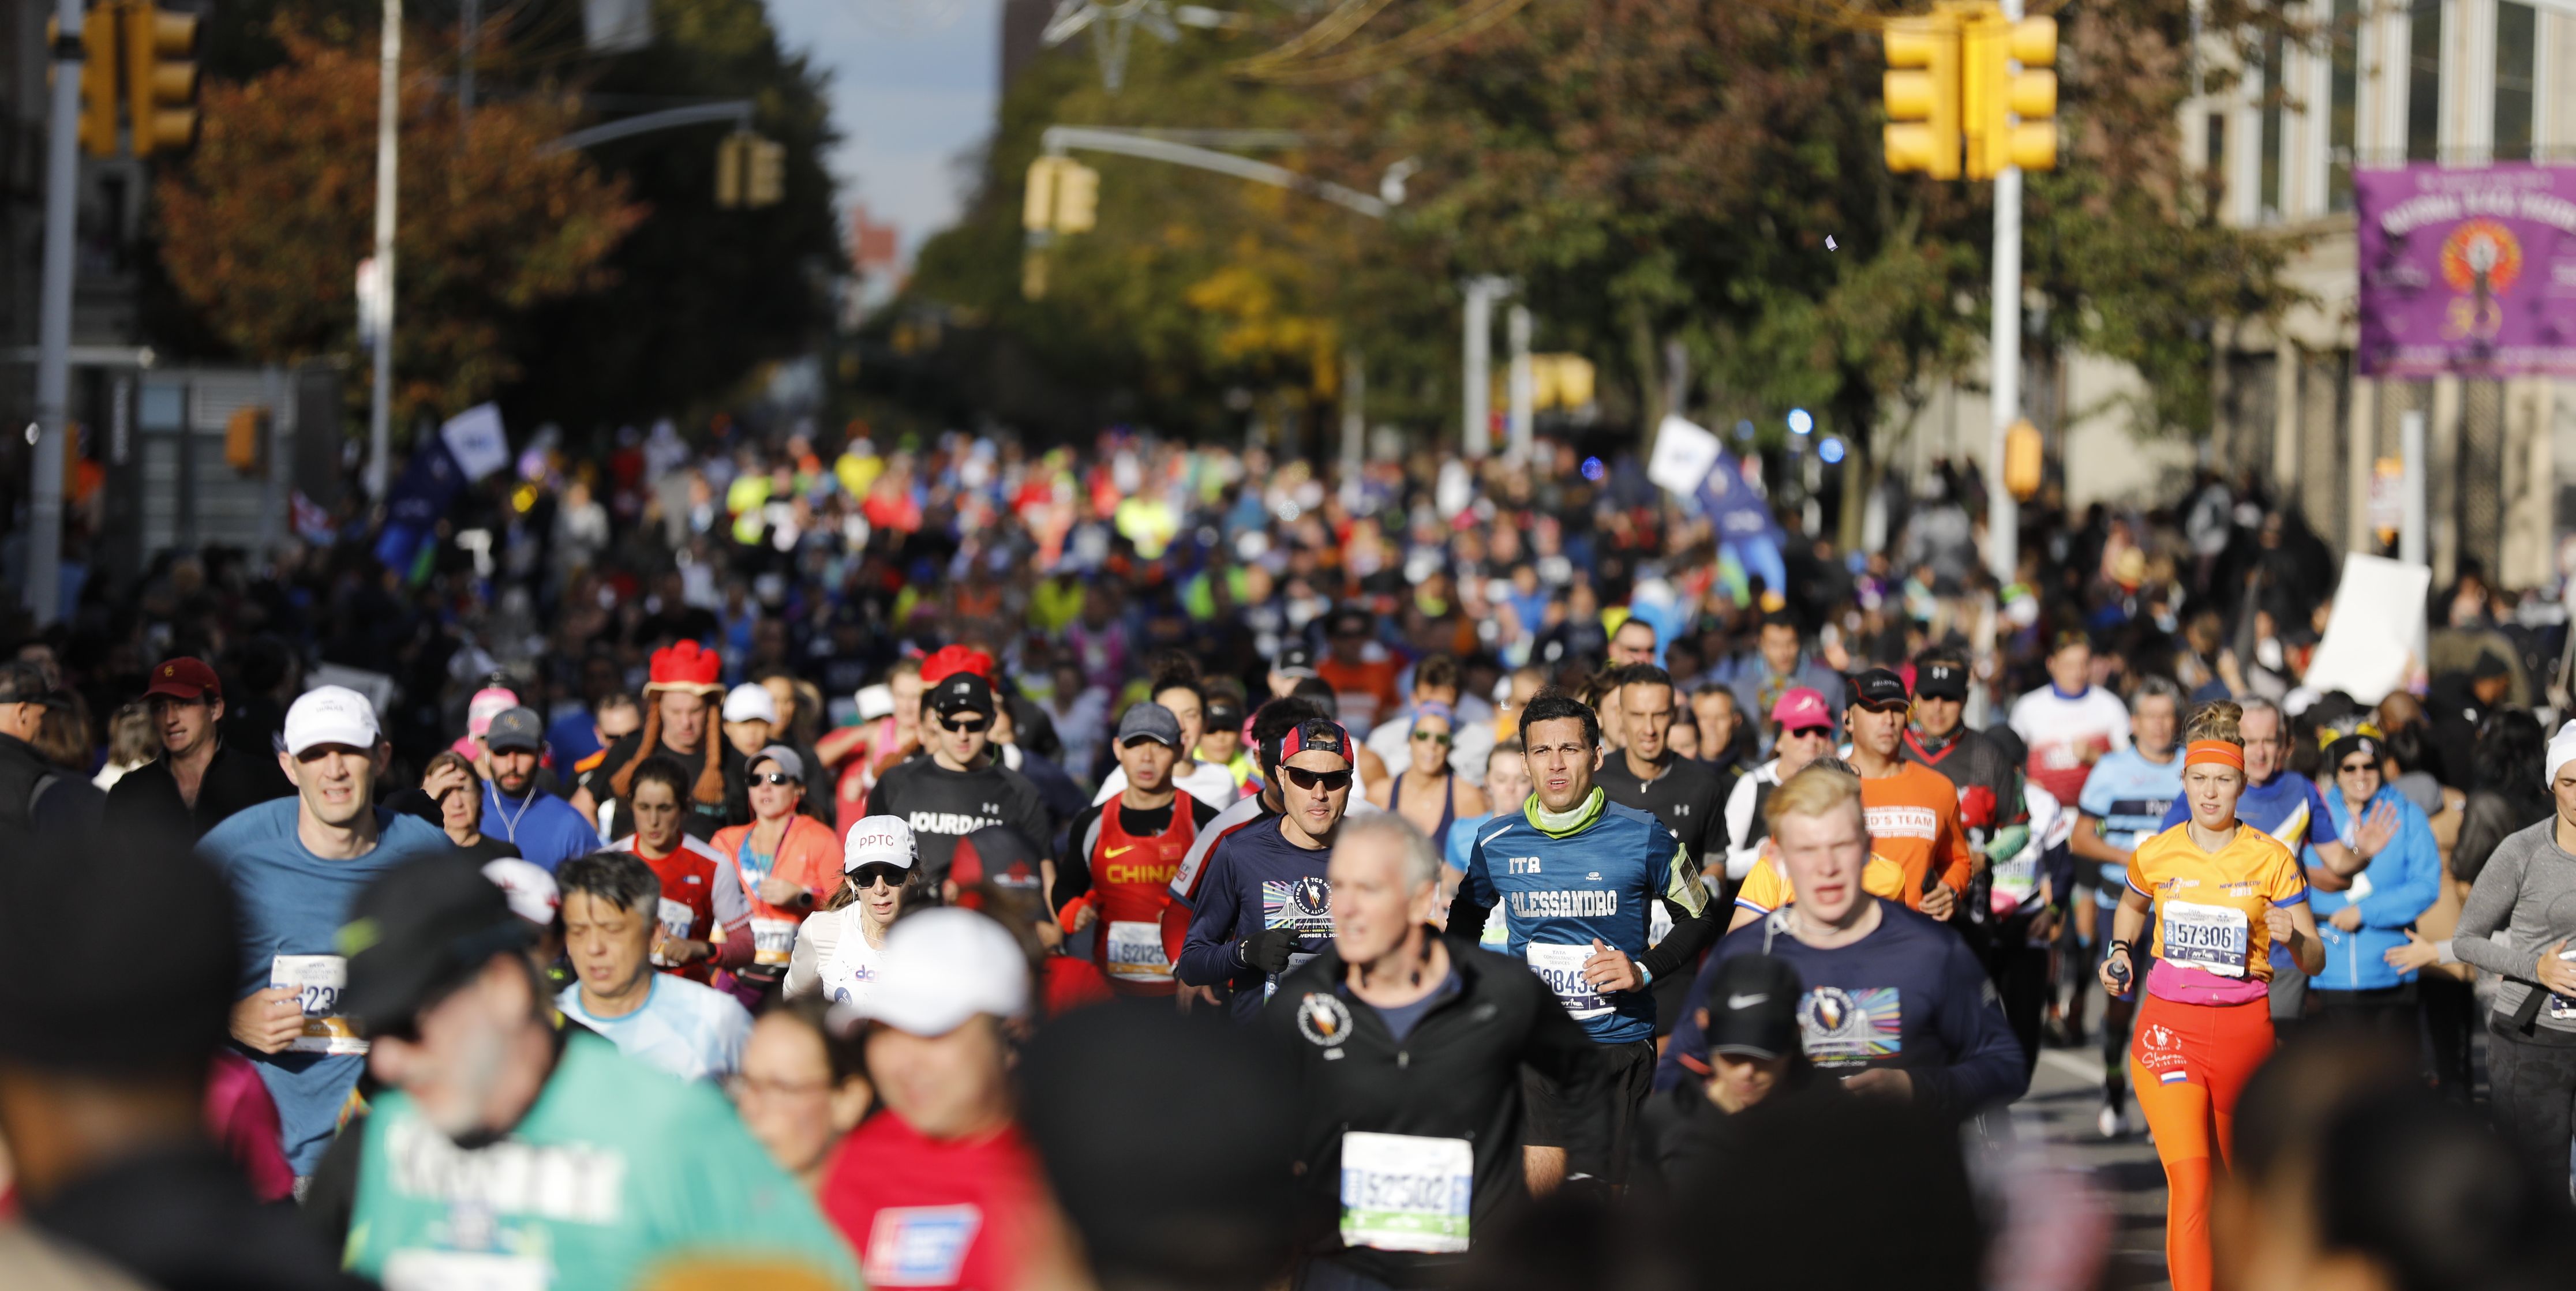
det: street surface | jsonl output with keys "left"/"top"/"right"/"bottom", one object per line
{"left": 2016, "top": 1039, "right": 2171, "bottom": 1290}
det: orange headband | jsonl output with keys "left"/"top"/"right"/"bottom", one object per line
{"left": 2185, "top": 740, "right": 2244, "bottom": 771}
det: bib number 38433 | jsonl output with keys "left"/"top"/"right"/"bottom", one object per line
{"left": 2161, "top": 899, "right": 2251, "bottom": 978}
{"left": 1525, "top": 943, "right": 1611, "bottom": 1019}
{"left": 1340, "top": 1131, "right": 1472, "bottom": 1254}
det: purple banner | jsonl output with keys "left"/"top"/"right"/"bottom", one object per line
{"left": 2356, "top": 164, "right": 2576, "bottom": 378}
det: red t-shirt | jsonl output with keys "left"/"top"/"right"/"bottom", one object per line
{"left": 821, "top": 1114, "right": 1044, "bottom": 1291}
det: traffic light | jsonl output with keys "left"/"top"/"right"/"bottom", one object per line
{"left": 1964, "top": 10, "right": 2055, "bottom": 178}
{"left": 746, "top": 138, "right": 785, "bottom": 207}
{"left": 2002, "top": 417, "right": 2043, "bottom": 499}
{"left": 124, "top": 1, "right": 197, "bottom": 157}
{"left": 224, "top": 404, "right": 264, "bottom": 474}
{"left": 1021, "top": 156, "right": 1099, "bottom": 234}
{"left": 717, "top": 133, "right": 747, "bottom": 207}
{"left": 1882, "top": 12, "right": 1961, "bottom": 180}
{"left": 76, "top": 6, "right": 121, "bottom": 158}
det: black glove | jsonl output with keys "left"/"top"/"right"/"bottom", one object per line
{"left": 1237, "top": 926, "right": 1298, "bottom": 975}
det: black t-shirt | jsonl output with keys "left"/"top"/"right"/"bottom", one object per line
{"left": 866, "top": 755, "right": 1053, "bottom": 886}
{"left": 589, "top": 730, "right": 750, "bottom": 840}
{"left": 1054, "top": 794, "right": 1225, "bottom": 911}
{"left": 450, "top": 836, "right": 525, "bottom": 865}
{"left": 1597, "top": 750, "right": 1729, "bottom": 868}
{"left": 1900, "top": 726, "right": 2019, "bottom": 842}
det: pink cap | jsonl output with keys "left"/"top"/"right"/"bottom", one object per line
{"left": 466, "top": 686, "right": 519, "bottom": 737}
{"left": 1769, "top": 686, "right": 1832, "bottom": 730}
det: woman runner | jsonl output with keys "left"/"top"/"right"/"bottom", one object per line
{"left": 1369, "top": 703, "right": 1487, "bottom": 844}
{"left": 2097, "top": 701, "right": 2323, "bottom": 1291}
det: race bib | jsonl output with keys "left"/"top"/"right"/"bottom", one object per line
{"left": 2161, "top": 899, "right": 2251, "bottom": 978}
{"left": 1339, "top": 1131, "right": 1472, "bottom": 1254}
{"left": 1525, "top": 942, "right": 1611, "bottom": 1019}
{"left": 864, "top": 1204, "right": 983, "bottom": 1287}
{"left": 750, "top": 917, "right": 799, "bottom": 967}
{"left": 648, "top": 898, "right": 697, "bottom": 967}
{"left": 271, "top": 954, "right": 366, "bottom": 1055}
{"left": 1103, "top": 920, "right": 1171, "bottom": 981}
{"left": 2549, "top": 948, "right": 2576, "bottom": 1021}
{"left": 1989, "top": 851, "right": 2039, "bottom": 905}
{"left": 382, "top": 1249, "right": 548, "bottom": 1291}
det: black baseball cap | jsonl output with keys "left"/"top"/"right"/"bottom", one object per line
{"left": 339, "top": 854, "right": 536, "bottom": 1033}
{"left": 1847, "top": 667, "right": 1910, "bottom": 712}
{"left": 1272, "top": 644, "right": 1319, "bottom": 680}
{"left": 0, "top": 660, "right": 69, "bottom": 708}
{"left": 1701, "top": 953, "right": 1803, "bottom": 1060}
{"left": 1913, "top": 660, "right": 1968, "bottom": 701}
{"left": 928, "top": 671, "right": 997, "bottom": 719}
{"left": 484, "top": 706, "right": 545, "bottom": 755}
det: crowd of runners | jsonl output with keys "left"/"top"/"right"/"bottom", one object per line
{"left": 2, "top": 427, "right": 2575, "bottom": 1290}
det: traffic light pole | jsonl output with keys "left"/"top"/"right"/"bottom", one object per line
{"left": 1983, "top": 0, "right": 2025, "bottom": 584}
{"left": 366, "top": 0, "right": 400, "bottom": 500}
{"left": 25, "top": 0, "right": 86, "bottom": 624}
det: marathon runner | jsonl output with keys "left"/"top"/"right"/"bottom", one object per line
{"left": 1839, "top": 667, "right": 1976, "bottom": 919}
{"left": 714, "top": 746, "right": 844, "bottom": 995}
{"left": 1441, "top": 738, "right": 1527, "bottom": 952}
{"left": 1270, "top": 813, "right": 1610, "bottom": 1289}
{"left": 411, "top": 751, "right": 522, "bottom": 863}
{"left": 1089, "top": 664, "right": 1242, "bottom": 809}
{"left": 199, "top": 686, "right": 454, "bottom": 1177}
{"left": 334, "top": 854, "right": 859, "bottom": 1290}
{"left": 1593, "top": 664, "right": 1731, "bottom": 1037}
{"left": 477, "top": 707, "right": 597, "bottom": 870}
{"left": 1054, "top": 703, "right": 1220, "bottom": 996}
{"left": 1162, "top": 696, "right": 1328, "bottom": 1005}
{"left": 866, "top": 670, "right": 1053, "bottom": 892}
{"left": 1719, "top": 686, "right": 1837, "bottom": 885}
{"left": 2098, "top": 701, "right": 2320, "bottom": 1291}
{"left": 818, "top": 907, "right": 1058, "bottom": 1291}
{"left": 1630, "top": 953, "right": 1815, "bottom": 1193}
{"left": 578, "top": 641, "right": 748, "bottom": 839}
{"left": 606, "top": 755, "right": 752, "bottom": 983}
{"left": 730, "top": 994, "right": 872, "bottom": 1190}
{"left": 1448, "top": 692, "right": 1717, "bottom": 1188}
{"left": 2075, "top": 677, "right": 2185, "bottom": 1136}
{"left": 1659, "top": 764, "right": 2027, "bottom": 1122}
{"left": 785, "top": 814, "right": 923, "bottom": 1008}
{"left": 1177, "top": 715, "right": 1358, "bottom": 1018}
{"left": 555, "top": 851, "right": 755, "bottom": 1082}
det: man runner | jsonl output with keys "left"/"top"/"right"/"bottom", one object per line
{"left": 867, "top": 671, "right": 1053, "bottom": 892}
{"left": 1593, "top": 663, "right": 1730, "bottom": 1038}
{"left": 1177, "top": 716, "right": 1358, "bottom": 1018}
{"left": 1055, "top": 703, "right": 1220, "bottom": 997}
{"left": 1449, "top": 693, "right": 1717, "bottom": 1188}
{"left": 478, "top": 707, "right": 597, "bottom": 871}
{"left": 1840, "top": 667, "right": 1976, "bottom": 918}
{"left": 555, "top": 851, "right": 754, "bottom": 1083}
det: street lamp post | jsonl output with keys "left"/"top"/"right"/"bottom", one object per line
{"left": 366, "top": 0, "right": 401, "bottom": 500}
{"left": 24, "top": 0, "right": 84, "bottom": 624}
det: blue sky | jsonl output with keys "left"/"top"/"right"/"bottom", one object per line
{"left": 766, "top": 0, "right": 1008, "bottom": 266}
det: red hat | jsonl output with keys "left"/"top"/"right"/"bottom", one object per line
{"left": 920, "top": 644, "right": 997, "bottom": 686}
{"left": 645, "top": 641, "right": 724, "bottom": 695}
{"left": 144, "top": 657, "right": 222, "bottom": 704}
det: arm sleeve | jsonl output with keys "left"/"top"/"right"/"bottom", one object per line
{"left": 1907, "top": 940, "right": 2030, "bottom": 1121}
{"left": 712, "top": 862, "right": 751, "bottom": 931}
{"left": 1054, "top": 806, "right": 1103, "bottom": 915}
{"left": 1445, "top": 826, "right": 1500, "bottom": 944}
{"left": 1722, "top": 775, "right": 1763, "bottom": 880}
{"left": 1515, "top": 975, "right": 1616, "bottom": 1179}
{"left": 2354, "top": 810, "right": 2442, "bottom": 929}
{"left": 714, "top": 922, "right": 755, "bottom": 970}
{"left": 1641, "top": 902, "right": 1720, "bottom": 981}
{"left": 2449, "top": 835, "right": 2536, "bottom": 981}
{"left": 1175, "top": 851, "right": 1244, "bottom": 988}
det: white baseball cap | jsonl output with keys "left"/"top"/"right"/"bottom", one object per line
{"left": 284, "top": 685, "right": 381, "bottom": 756}
{"left": 722, "top": 682, "right": 779, "bottom": 725}
{"left": 481, "top": 858, "right": 561, "bottom": 926}
{"left": 855, "top": 682, "right": 895, "bottom": 723}
{"left": 2548, "top": 719, "right": 2576, "bottom": 788}
{"left": 830, "top": 907, "right": 1029, "bottom": 1037}
{"left": 844, "top": 814, "right": 918, "bottom": 873}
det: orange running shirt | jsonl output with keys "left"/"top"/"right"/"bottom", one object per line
{"left": 2127, "top": 822, "right": 2308, "bottom": 986}
{"left": 1732, "top": 851, "right": 1909, "bottom": 916}
{"left": 1859, "top": 762, "right": 1977, "bottom": 897}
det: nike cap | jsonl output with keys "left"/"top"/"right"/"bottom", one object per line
{"left": 1701, "top": 952, "right": 1804, "bottom": 1061}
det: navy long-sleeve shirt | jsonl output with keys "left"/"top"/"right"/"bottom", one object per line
{"left": 1175, "top": 815, "right": 1336, "bottom": 1019}
{"left": 1655, "top": 900, "right": 2027, "bottom": 1122}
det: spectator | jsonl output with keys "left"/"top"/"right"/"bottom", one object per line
{"left": 0, "top": 660, "right": 100, "bottom": 836}
{"left": 477, "top": 707, "right": 598, "bottom": 870}
{"left": 1723, "top": 611, "right": 1842, "bottom": 756}
{"left": 89, "top": 702, "right": 156, "bottom": 791}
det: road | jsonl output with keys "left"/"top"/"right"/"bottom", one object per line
{"left": 2013, "top": 1039, "right": 2171, "bottom": 1289}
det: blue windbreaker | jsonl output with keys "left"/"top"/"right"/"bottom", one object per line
{"left": 2311, "top": 785, "right": 2442, "bottom": 992}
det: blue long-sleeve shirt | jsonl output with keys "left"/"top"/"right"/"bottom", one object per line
{"left": 2311, "top": 786, "right": 2442, "bottom": 991}
{"left": 1175, "top": 815, "right": 1335, "bottom": 1019}
{"left": 1654, "top": 901, "right": 2028, "bottom": 1122}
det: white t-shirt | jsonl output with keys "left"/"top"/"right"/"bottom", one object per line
{"left": 2007, "top": 684, "right": 2133, "bottom": 802}
{"left": 555, "top": 974, "right": 751, "bottom": 1084}
{"left": 1092, "top": 760, "right": 1241, "bottom": 810}
{"left": 816, "top": 905, "right": 888, "bottom": 1008}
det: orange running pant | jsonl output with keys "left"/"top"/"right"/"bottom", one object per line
{"left": 2126, "top": 992, "right": 2272, "bottom": 1291}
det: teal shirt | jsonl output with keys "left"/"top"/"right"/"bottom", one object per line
{"left": 346, "top": 1031, "right": 860, "bottom": 1291}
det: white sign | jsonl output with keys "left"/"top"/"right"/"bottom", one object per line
{"left": 2302, "top": 553, "right": 2432, "bottom": 704}
{"left": 440, "top": 404, "right": 511, "bottom": 482}
{"left": 306, "top": 663, "right": 398, "bottom": 718}
{"left": 1646, "top": 414, "right": 1722, "bottom": 497}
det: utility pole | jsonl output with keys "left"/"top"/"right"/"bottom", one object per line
{"left": 26, "top": 0, "right": 85, "bottom": 624}
{"left": 1339, "top": 348, "right": 1365, "bottom": 504}
{"left": 1461, "top": 277, "right": 1508, "bottom": 458}
{"left": 459, "top": 0, "right": 478, "bottom": 125}
{"left": 1507, "top": 303, "right": 1534, "bottom": 460}
{"left": 1986, "top": 133, "right": 2020, "bottom": 582}
{"left": 367, "top": 0, "right": 400, "bottom": 500}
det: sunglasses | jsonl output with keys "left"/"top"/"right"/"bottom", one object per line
{"left": 939, "top": 715, "right": 990, "bottom": 733}
{"left": 1283, "top": 766, "right": 1354, "bottom": 793}
{"left": 849, "top": 862, "right": 909, "bottom": 889}
{"left": 2338, "top": 760, "right": 2377, "bottom": 776}
{"left": 1411, "top": 729, "right": 1452, "bottom": 745}
{"left": 1785, "top": 725, "right": 1833, "bottom": 740}
{"left": 747, "top": 771, "right": 800, "bottom": 787}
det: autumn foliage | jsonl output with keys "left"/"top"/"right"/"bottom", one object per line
{"left": 156, "top": 30, "right": 645, "bottom": 418}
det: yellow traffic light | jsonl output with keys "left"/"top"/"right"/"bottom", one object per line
{"left": 1053, "top": 160, "right": 1098, "bottom": 234}
{"left": 77, "top": 7, "right": 121, "bottom": 158}
{"left": 716, "top": 133, "right": 744, "bottom": 207}
{"left": 125, "top": 2, "right": 196, "bottom": 156}
{"left": 747, "top": 138, "right": 785, "bottom": 207}
{"left": 2003, "top": 417, "right": 2043, "bottom": 500}
{"left": 1964, "top": 10, "right": 2055, "bottom": 178}
{"left": 1023, "top": 156, "right": 1065, "bottom": 232}
{"left": 1882, "top": 13, "right": 1961, "bottom": 180}
{"left": 224, "top": 405, "right": 264, "bottom": 474}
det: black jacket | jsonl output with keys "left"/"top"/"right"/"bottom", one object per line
{"left": 26, "top": 1144, "right": 368, "bottom": 1291}
{"left": 1266, "top": 934, "right": 1612, "bottom": 1288}
{"left": 103, "top": 740, "right": 294, "bottom": 845}
{"left": 0, "top": 732, "right": 102, "bottom": 836}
